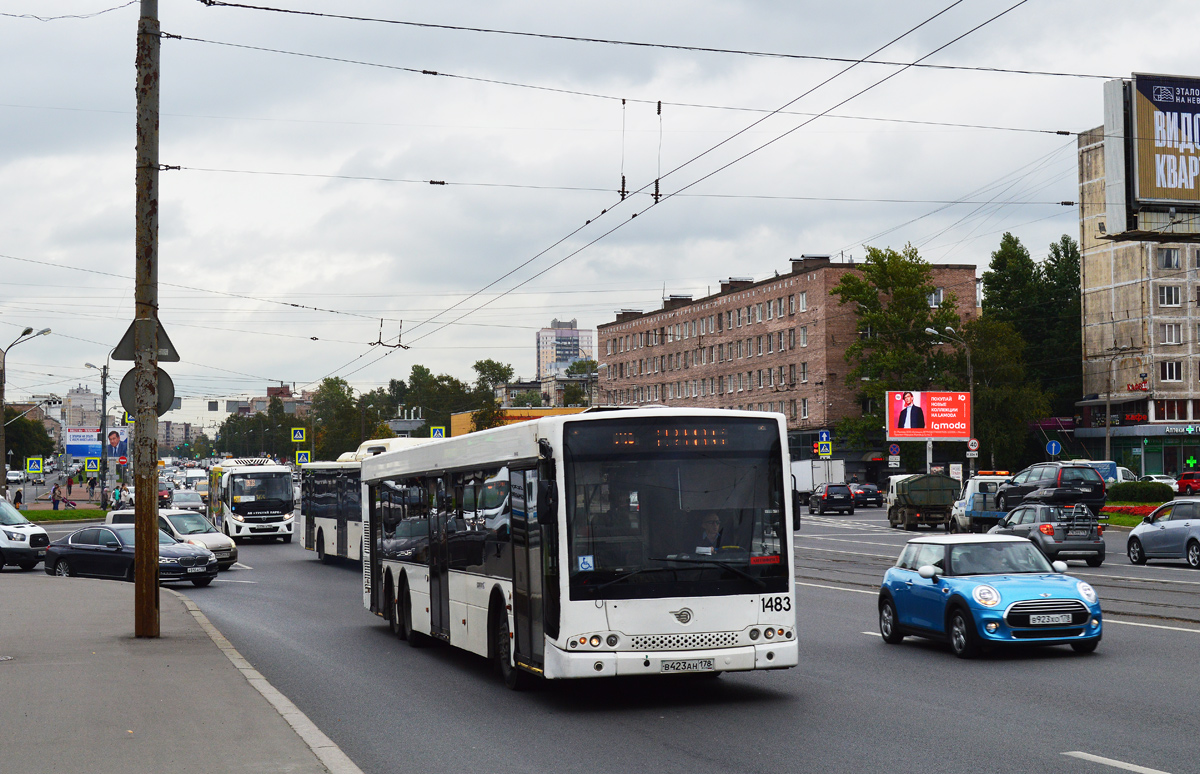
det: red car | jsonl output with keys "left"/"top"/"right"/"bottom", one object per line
{"left": 1178, "top": 472, "right": 1200, "bottom": 495}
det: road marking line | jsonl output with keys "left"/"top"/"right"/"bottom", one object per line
{"left": 233, "top": 562, "right": 253, "bottom": 570}
{"left": 862, "top": 631, "right": 881, "bottom": 637}
{"left": 792, "top": 545, "right": 899, "bottom": 560}
{"left": 1062, "top": 751, "right": 1172, "bottom": 773}
{"left": 1105, "top": 618, "right": 1200, "bottom": 634}
{"left": 798, "top": 536, "right": 913, "bottom": 548}
{"left": 795, "top": 580, "right": 876, "bottom": 596}
{"left": 212, "top": 579, "right": 258, "bottom": 584}
{"left": 1078, "top": 571, "right": 1200, "bottom": 587}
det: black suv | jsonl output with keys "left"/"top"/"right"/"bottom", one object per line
{"left": 851, "top": 483, "right": 882, "bottom": 508}
{"left": 809, "top": 483, "right": 854, "bottom": 515}
{"left": 995, "top": 463, "right": 1106, "bottom": 514}
{"left": 988, "top": 502, "right": 1106, "bottom": 566}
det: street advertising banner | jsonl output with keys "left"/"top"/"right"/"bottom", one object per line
{"left": 65, "top": 427, "right": 129, "bottom": 460}
{"left": 886, "top": 391, "right": 971, "bottom": 442}
{"left": 1133, "top": 73, "right": 1200, "bottom": 204}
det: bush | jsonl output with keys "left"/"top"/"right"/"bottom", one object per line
{"left": 1106, "top": 481, "right": 1173, "bottom": 503}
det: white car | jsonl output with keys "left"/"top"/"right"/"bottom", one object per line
{"left": 949, "top": 474, "right": 1011, "bottom": 533}
{"left": 106, "top": 508, "right": 238, "bottom": 570}
{"left": 6, "top": 470, "right": 25, "bottom": 484}
{"left": 1, "top": 500, "right": 50, "bottom": 570}
{"left": 1140, "top": 474, "right": 1179, "bottom": 492}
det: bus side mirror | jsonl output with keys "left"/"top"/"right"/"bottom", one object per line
{"left": 536, "top": 480, "right": 557, "bottom": 526}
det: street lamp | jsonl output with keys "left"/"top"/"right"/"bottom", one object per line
{"left": 1, "top": 327, "right": 51, "bottom": 497}
{"left": 1100, "top": 345, "right": 1133, "bottom": 462}
{"left": 926, "top": 326, "right": 974, "bottom": 475}
{"left": 86, "top": 358, "right": 112, "bottom": 506}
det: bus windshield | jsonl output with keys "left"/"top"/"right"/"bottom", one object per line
{"left": 232, "top": 472, "right": 293, "bottom": 503}
{"left": 564, "top": 416, "right": 788, "bottom": 600}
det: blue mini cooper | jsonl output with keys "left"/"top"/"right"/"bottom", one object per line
{"left": 878, "top": 534, "right": 1102, "bottom": 658}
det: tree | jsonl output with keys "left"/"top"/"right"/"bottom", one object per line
{"left": 830, "top": 244, "right": 961, "bottom": 460}
{"left": 1038, "top": 235, "right": 1083, "bottom": 416}
{"left": 471, "top": 398, "right": 506, "bottom": 432}
{"left": 512, "top": 391, "right": 543, "bottom": 407}
{"left": 3, "top": 407, "right": 54, "bottom": 465}
{"left": 472, "top": 359, "right": 514, "bottom": 393}
{"left": 403, "top": 364, "right": 476, "bottom": 436}
{"left": 191, "top": 433, "right": 212, "bottom": 460}
{"left": 563, "top": 383, "right": 588, "bottom": 406}
{"left": 566, "top": 359, "right": 598, "bottom": 376}
{"left": 312, "top": 377, "right": 359, "bottom": 460}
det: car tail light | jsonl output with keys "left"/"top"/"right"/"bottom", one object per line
{"left": 822, "top": 490, "right": 828, "bottom": 499}
{"left": 1039, "top": 524, "right": 1055, "bottom": 536}
{"left": 1097, "top": 525, "right": 1104, "bottom": 536}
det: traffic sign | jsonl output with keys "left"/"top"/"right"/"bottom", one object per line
{"left": 965, "top": 451, "right": 979, "bottom": 458}
{"left": 967, "top": 438, "right": 980, "bottom": 451}
{"left": 25, "top": 458, "right": 42, "bottom": 474}
{"left": 431, "top": 427, "right": 446, "bottom": 438}
{"left": 818, "top": 441, "right": 832, "bottom": 458}
{"left": 888, "top": 444, "right": 900, "bottom": 456}
{"left": 292, "top": 428, "right": 306, "bottom": 443}
{"left": 888, "top": 455, "right": 901, "bottom": 463}
{"left": 887, "top": 460, "right": 900, "bottom": 468}
{"left": 819, "top": 430, "right": 831, "bottom": 443}
{"left": 296, "top": 451, "right": 311, "bottom": 464}
{"left": 84, "top": 458, "right": 100, "bottom": 473}
{"left": 118, "top": 456, "right": 128, "bottom": 465}
{"left": 1046, "top": 440, "right": 1061, "bottom": 456}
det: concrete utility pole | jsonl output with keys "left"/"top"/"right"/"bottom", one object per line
{"left": 133, "top": 0, "right": 161, "bottom": 638}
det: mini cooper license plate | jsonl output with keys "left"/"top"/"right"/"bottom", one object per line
{"left": 1029, "top": 614, "right": 1071, "bottom": 626}
{"left": 661, "top": 658, "right": 715, "bottom": 673}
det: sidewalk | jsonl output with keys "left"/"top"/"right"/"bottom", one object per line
{"left": 0, "top": 573, "right": 360, "bottom": 774}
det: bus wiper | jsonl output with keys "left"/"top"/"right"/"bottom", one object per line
{"left": 651, "top": 556, "right": 767, "bottom": 588}
{"left": 591, "top": 566, "right": 680, "bottom": 591}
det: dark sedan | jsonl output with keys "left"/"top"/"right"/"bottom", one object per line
{"left": 851, "top": 484, "right": 883, "bottom": 508}
{"left": 44, "top": 525, "right": 217, "bottom": 587}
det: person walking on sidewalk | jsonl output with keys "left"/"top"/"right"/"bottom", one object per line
{"left": 88, "top": 477, "right": 97, "bottom": 499}
{"left": 66, "top": 477, "right": 73, "bottom": 498}
{"left": 51, "top": 483, "right": 61, "bottom": 511}
{"left": 12, "top": 489, "right": 23, "bottom": 509}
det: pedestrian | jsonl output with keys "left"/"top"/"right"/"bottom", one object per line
{"left": 111, "top": 486, "right": 121, "bottom": 510}
{"left": 13, "top": 489, "right": 23, "bottom": 510}
{"left": 66, "top": 477, "right": 73, "bottom": 497}
{"left": 88, "top": 477, "right": 97, "bottom": 499}
{"left": 51, "top": 483, "right": 61, "bottom": 511}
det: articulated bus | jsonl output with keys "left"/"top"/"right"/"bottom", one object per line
{"left": 208, "top": 458, "right": 296, "bottom": 543}
{"left": 300, "top": 438, "right": 430, "bottom": 562}
{"left": 360, "top": 408, "right": 797, "bottom": 689}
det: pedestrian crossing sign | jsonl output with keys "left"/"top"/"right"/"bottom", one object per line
{"left": 296, "top": 451, "right": 310, "bottom": 464}
{"left": 818, "top": 441, "right": 832, "bottom": 458}
{"left": 431, "top": 427, "right": 446, "bottom": 438}
{"left": 84, "top": 458, "right": 100, "bottom": 472}
{"left": 25, "top": 458, "right": 42, "bottom": 474}
{"left": 292, "top": 428, "right": 305, "bottom": 442}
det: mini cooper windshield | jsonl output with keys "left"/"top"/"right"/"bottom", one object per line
{"left": 949, "top": 541, "right": 1054, "bottom": 576}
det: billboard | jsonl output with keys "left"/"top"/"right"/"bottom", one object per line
{"left": 64, "top": 427, "right": 129, "bottom": 460}
{"left": 1132, "top": 73, "right": 1200, "bottom": 205}
{"left": 886, "top": 391, "right": 971, "bottom": 442}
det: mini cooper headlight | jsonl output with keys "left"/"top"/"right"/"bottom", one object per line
{"left": 972, "top": 584, "right": 1001, "bottom": 607}
{"left": 1077, "top": 581, "right": 1097, "bottom": 604}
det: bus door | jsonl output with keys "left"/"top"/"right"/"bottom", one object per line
{"left": 335, "top": 473, "right": 349, "bottom": 558}
{"left": 509, "top": 468, "right": 544, "bottom": 669}
{"left": 428, "top": 478, "right": 451, "bottom": 641}
{"left": 302, "top": 474, "right": 316, "bottom": 548}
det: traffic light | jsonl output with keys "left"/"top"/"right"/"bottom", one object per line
{"left": 812, "top": 441, "right": 820, "bottom": 454}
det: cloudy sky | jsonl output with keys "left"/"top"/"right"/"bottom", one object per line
{"left": 2, "top": 0, "right": 1196, "bottom": 416}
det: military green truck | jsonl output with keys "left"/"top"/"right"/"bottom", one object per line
{"left": 885, "top": 474, "right": 959, "bottom": 530}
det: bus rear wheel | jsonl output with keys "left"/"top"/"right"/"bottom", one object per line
{"left": 495, "top": 617, "right": 531, "bottom": 691}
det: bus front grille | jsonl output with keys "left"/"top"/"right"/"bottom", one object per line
{"left": 629, "top": 631, "right": 740, "bottom": 651}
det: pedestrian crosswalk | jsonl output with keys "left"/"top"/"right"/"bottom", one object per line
{"left": 801, "top": 514, "right": 895, "bottom": 533}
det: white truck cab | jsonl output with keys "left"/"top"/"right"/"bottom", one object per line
{"left": 950, "top": 472, "right": 1012, "bottom": 532}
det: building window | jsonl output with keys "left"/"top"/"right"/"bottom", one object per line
{"left": 207, "top": 401, "right": 218, "bottom": 411}
{"left": 1162, "top": 323, "right": 1183, "bottom": 345}
{"left": 800, "top": 326, "right": 808, "bottom": 347}
{"left": 862, "top": 398, "right": 876, "bottom": 415}
{"left": 757, "top": 336, "right": 764, "bottom": 356}
{"left": 789, "top": 295, "right": 796, "bottom": 314}
{"left": 927, "top": 287, "right": 944, "bottom": 307}
{"left": 1158, "top": 247, "right": 1181, "bottom": 269}
{"left": 736, "top": 309, "right": 743, "bottom": 327}
{"left": 789, "top": 364, "right": 796, "bottom": 384}
{"left": 798, "top": 292, "right": 807, "bottom": 312}
{"left": 1161, "top": 361, "right": 1183, "bottom": 382}
{"left": 756, "top": 303, "right": 763, "bottom": 322}
{"left": 767, "top": 335, "right": 774, "bottom": 354}
{"left": 801, "top": 398, "right": 809, "bottom": 419}
{"left": 737, "top": 340, "right": 743, "bottom": 358}
{"left": 766, "top": 302, "right": 773, "bottom": 320}
{"left": 788, "top": 329, "right": 795, "bottom": 349}
{"left": 1159, "top": 285, "right": 1181, "bottom": 307}
{"left": 800, "top": 362, "right": 808, "bottom": 383}
{"left": 1156, "top": 399, "right": 1187, "bottom": 420}
{"left": 778, "top": 332, "right": 784, "bottom": 352}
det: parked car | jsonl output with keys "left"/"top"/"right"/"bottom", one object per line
{"left": 808, "top": 483, "right": 854, "bottom": 515}
{"left": 44, "top": 525, "right": 218, "bottom": 586}
{"left": 850, "top": 483, "right": 882, "bottom": 508}
{"left": 1126, "top": 499, "right": 1200, "bottom": 569}
{"left": 106, "top": 508, "right": 237, "bottom": 570}
{"left": 995, "top": 462, "right": 1106, "bottom": 514}
{"left": 987, "top": 503, "right": 1105, "bottom": 566}
{"left": 0, "top": 500, "right": 50, "bottom": 570}
{"left": 1175, "top": 472, "right": 1200, "bottom": 495}
{"left": 877, "top": 534, "right": 1103, "bottom": 658}
{"left": 1140, "top": 475, "right": 1179, "bottom": 492}
{"left": 170, "top": 490, "right": 206, "bottom": 514}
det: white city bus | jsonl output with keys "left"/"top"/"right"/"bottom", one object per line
{"left": 300, "top": 438, "right": 430, "bottom": 562}
{"left": 360, "top": 408, "right": 797, "bottom": 689}
{"left": 208, "top": 458, "right": 296, "bottom": 543}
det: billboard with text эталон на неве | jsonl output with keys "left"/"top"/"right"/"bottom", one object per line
{"left": 1133, "top": 73, "right": 1200, "bottom": 205}
{"left": 886, "top": 391, "right": 970, "bottom": 442}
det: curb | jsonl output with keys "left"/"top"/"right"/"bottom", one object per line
{"left": 163, "top": 588, "right": 365, "bottom": 774}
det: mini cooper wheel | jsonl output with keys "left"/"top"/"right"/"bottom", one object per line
{"left": 1127, "top": 537, "right": 1147, "bottom": 565}
{"left": 948, "top": 607, "right": 980, "bottom": 659}
{"left": 878, "top": 598, "right": 904, "bottom": 644}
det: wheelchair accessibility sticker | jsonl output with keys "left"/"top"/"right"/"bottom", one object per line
{"left": 577, "top": 555, "right": 595, "bottom": 572}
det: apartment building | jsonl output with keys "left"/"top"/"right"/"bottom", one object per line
{"left": 597, "top": 256, "right": 978, "bottom": 437}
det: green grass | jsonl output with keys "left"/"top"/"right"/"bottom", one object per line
{"left": 24, "top": 509, "right": 107, "bottom": 522}
{"left": 1105, "top": 500, "right": 1167, "bottom": 508}
{"left": 1104, "top": 513, "right": 1145, "bottom": 528}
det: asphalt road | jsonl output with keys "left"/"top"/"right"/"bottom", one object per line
{"left": 166, "top": 510, "right": 1200, "bottom": 774}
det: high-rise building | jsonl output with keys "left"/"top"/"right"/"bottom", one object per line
{"left": 64, "top": 384, "right": 101, "bottom": 428}
{"left": 536, "top": 319, "right": 594, "bottom": 379}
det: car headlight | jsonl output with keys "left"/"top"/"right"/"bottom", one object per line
{"left": 3, "top": 529, "right": 27, "bottom": 542}
{"left": 187, "top": 539, "right": 207, "bottom": 549}
{"left": 158, "top": 556, "right": 179, "bottom": 565}
{"left": 1077, "top": 581, "right": 1097, "bottom": 604}
{"left": 972, "top": 584, "right": 1001, "bottom": 607}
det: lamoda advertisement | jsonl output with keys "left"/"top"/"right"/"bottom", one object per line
{"left": 886, "top": 391, "right": 971, "bottom": 442}
{"left": 1133, "top": 73, "right": 1200, "bottom": 204}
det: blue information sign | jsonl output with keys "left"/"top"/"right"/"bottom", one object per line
{"left": 818, "top": 430, "right": 831, "bottom": 443}
{"left": 1046, "top": 440, "right": 1062, "bottom": 456}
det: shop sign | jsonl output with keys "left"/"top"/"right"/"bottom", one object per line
{"left": 1126, "top": 381, "right": 1150, "bottom": 392}
{"left": 1125, "top": 413, "right": 1149, "bottom": 422}
{"left": 1164, "top": 426, "right": 1200, "bottom": 434}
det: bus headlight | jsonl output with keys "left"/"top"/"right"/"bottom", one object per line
{"left": 589, "top": 635, "right": 602, "bottom": 647}
{"left": 229, "top": 513, "right": 245, "bottom": 522}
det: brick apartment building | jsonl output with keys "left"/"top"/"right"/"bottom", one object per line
{"left": 597, "top": 256, "right": 978, "bottom": 452}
